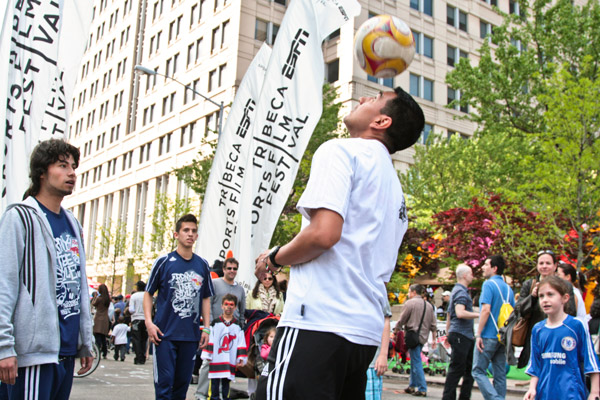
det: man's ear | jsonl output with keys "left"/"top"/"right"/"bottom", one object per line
{"left": 370, "top": 114, "right": 392, "bottom": 130}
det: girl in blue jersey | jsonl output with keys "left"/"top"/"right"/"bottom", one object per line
{"left": 524, "top": 276, "right": 600, "bottom": 400}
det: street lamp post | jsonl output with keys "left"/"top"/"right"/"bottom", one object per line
{"left": 134, "top": 65, "right": 224, "bottom": 136}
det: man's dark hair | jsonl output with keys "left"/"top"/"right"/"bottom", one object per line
{"left": 24, "top": 139, "right": 80, "bottom": 198}
{"left": 380, "top": 87, "right": 425, "bottom": 153}
{"left": 175, "top": 213, "right": 197, "bottom": 232}
{"left": 409, "top": 284, "right": 423, "bottom": 296}
{"left": 135, "top": 280, "right": 146, "bottom": 291}
{"left": 487, "top": 255, "right": 506, "bottom": 275}
{"left": 223, "top": 257, "right": 239, "bottom": 269}
{"left": 222, "top": 293, "right": 238, "bottom": 306}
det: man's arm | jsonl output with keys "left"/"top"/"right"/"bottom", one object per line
{"left": 475, "top": 303, "right": 491, "bottom": 352}
{"left": 143, "top": 292, "right": 163, "bottom": 345}
{"left": 199, "top": 297, "right": 211, "bottom": 349}
{"left": 255, "top": 208, "right": 343, "bottom": 277}
{"left": 455, "top": 304, "right": 479, "bottom": 319}
{"left": 0, "top": 209, "right": 29, "bottom": 384}
{"left": 396, "top": 301, "right": 412, "bottom": 328}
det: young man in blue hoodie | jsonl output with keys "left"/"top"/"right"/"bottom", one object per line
{"left": 0, "top": 139, "right": 94, "bottom": 399}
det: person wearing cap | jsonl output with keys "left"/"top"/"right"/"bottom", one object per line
{"left": 114, "top": 295, "right": 126, "bottom": 313}
{"left": 441, "top": 291, "right": 451, "bottom": 311}
{"left": 437, "top": 290, "right": 452, "bottom": 320}
{"left": 442, "top": 264, "right": 479, "bottom": 400}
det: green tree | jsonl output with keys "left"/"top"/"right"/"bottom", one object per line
{"left": 175, "top": 83, "right": 344, "bottom": 246}
{"left": 400, "top": 132, "right": 535, "bottom": 223}
{"left": 528, "top": 61, "right": 600, "bottom": 269}
{"left": 404, "top": 0, "right": 600, "bottom": 270}
{"left": 446, "top": 0, "right": 600, "bottom": 136}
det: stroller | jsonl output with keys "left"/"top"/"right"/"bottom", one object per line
{"left": 238, "top": 310, "right": 280, "bottom": 380}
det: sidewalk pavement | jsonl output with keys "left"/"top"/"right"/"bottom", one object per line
{"left": 384, "top": 370, "right": 529, "bottom": 397}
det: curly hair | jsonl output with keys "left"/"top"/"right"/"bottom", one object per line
{"left": 24, "top": 139, "right": 80, "bottom": 199}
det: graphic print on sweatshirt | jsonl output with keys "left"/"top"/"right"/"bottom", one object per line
{"left": 55, "top": 232, "right": 82, "bottom": 319}
{"left": 169, "top": 269, "right": 203, "bottom": 319}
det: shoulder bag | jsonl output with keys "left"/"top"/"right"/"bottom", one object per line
{"left": 511, "top": 280, "right": 535, "bottom": 347}
{"left": 404, "top": 300, "right": 426, "bottom": 349}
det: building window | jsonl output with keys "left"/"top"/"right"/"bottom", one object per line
{"left": 447, "top": 6, "right": 468, "bottom": 32}
{"left": 447, "top": 45, "right": 468, "bottom": 67}
{"left": 211, "top": 26, "right": 219, "bottom": 52}
{"left": 509, "top": 0, "right": 520, "bottom": 16}
{"left": 255, "top": 19, "right": 280, "bottom": 45}
{"left": 208, "top": 69, "right": 216, "bottom": 91}
{"left": 158, "top": 133, "right": 172, "bottom": 156}
{"left": 409, "top": 73, "right": 434, "bottom": 101}
{"left": 482, "top": 0, "right": 498, "bottom": 5}
{"left": 414, "top": 32, "right": 433, "bottom": 59}
{"left": 480, "top": 21, "right": 492, "bottom": 39}
{"left": 367, "top": 75, "right": 393, "bottom": 88}
{"left": 447, "top": 87, "right": 468, "bottom": 113}
{"left": 410, "top": 0, "right": 433, "bottom": 16}
{"left": 221, "top": 20, "right": 229, "bottom": 48}
{"left": 218, "top": 64, "right": 227, "bottom": 87}
{"left": 325, "top": 59, "right": 339, "bottom": 83}
{"left": 205, "top": 112, "right": 219, "bottom": 136}
{"left": 419, "top": 123, "right": 433, "bottom": 145}
{"left": 195, "top": 38, "right": 203, "bottom": 61}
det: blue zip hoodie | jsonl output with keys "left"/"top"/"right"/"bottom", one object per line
{"left": 0, "top": 197, "right": 93, "bottom": 367}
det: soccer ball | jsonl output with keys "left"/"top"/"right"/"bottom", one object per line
{"left": 354, "top": 15, "right": 416, "bottom": 79}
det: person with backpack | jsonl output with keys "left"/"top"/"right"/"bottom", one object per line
{"left": 472, "top": 255, "right": 515, "bottom": 400}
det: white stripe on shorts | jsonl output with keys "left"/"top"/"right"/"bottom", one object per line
{"left": 266, "top": 327, "right": 299, "bottom": 400}
{"left": 153, "top": 343, "right": 158, "bottom": 383}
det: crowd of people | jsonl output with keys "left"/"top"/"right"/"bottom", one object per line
{"left": 1, "top": 84, "right": 599, "bottom": 400}
{"left": 394, "top": 253, "right": 600, "bottom": 400}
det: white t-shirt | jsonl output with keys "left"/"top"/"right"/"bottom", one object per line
{"left": 111, "top": 323, "right": 130, "bottom": 345}
{"left": 129, "top": 291, "right": 145, "bottom": 321}
{"left": 573, "top": 287, "right": 588, "bottom": 322}
{"left": 279, "top": 138, "right": 407, "bottom": 346}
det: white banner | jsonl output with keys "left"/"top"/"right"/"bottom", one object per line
{"left": 196, "top": 43, "right": 272, "bottom": 290}
{"left": 234, "top": 0, "right": 361, "bottom": 289}
{"left": 0, "top": 0, "right": 92, "bottom": 211}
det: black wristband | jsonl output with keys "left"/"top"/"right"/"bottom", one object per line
{"left": 268, "top": 246, "right": 282, "bottom": 270}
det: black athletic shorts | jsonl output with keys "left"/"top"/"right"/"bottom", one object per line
{"left": 255, "top": 326, "right": 377, "bottom": 400}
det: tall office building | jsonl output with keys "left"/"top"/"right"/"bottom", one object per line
{"left": 65, "top": 0, "right": 519, "bottom": 292}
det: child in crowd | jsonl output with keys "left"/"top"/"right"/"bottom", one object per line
{"left": 202, "top": 294, "right": 247, "bottom": 400}
{"left": 111, "top": 316, "right": 130, "bottom": 361}
{"left": 524, "top": 276, "right": 600, "bottom": 400}
{"left": 260, "top": 328, "right": 277, "bottom": 361}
